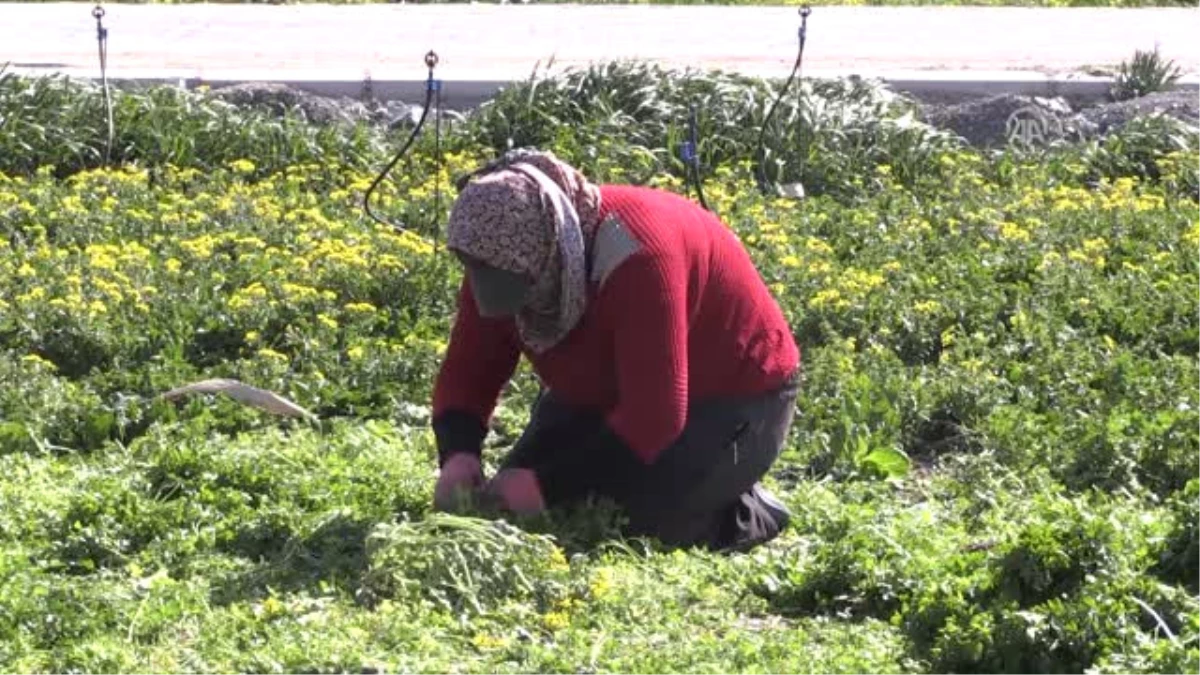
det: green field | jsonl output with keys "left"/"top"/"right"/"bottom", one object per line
{"left": 1, "top": 63, "right": 1198, "bottom": 673}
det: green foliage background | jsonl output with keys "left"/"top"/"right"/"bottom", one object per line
{"left": 1, "top": 63, "right": 1197, "bottom": 673}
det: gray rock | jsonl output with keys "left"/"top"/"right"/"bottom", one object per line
{"left": 1077, "top": 89, "right": 1199, "bottom": 136}
{"left": 208, "top": 82, "right": 372, "bottom": 126}
{"left": 206, "top": 81, "right": 462, "bottom": 133}
{"left": 920, "top": 94, "right": 1087, "bottom": 149}
{"left": 920, "top": 89, "right": 1198, "bottom": 149}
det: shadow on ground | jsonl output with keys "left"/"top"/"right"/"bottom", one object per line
{"left": 210, "top": 513, "right": 374, "bottom": 606}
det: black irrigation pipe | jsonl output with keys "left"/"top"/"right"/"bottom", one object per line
{"left": 681, "top": 6, "right": 813, "bottom": 213}
{"left": 755, "top": 5, "right": 812, "bottom": 198}
{"left": 362, "top": 50, "right": 445, "bottom": 238}
{"left": 93, "top": 4, "right": 114, "bottom": 166}
{"left": 363, "top": 8, "right": 814, "bottom": 228}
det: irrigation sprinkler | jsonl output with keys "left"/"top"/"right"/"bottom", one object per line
{"left": 682, "top": 6, "right": 812, "bottom": 213}
{"left": 92, "top": 3, "right": 114, "bottom": 166}
{"left": 362, "top": 50, "right": 446, "bottom": 238}
{"left": 755, "top": 5, "right": 812, "bottom": 200}
{"left": 680, "top": 102, "right": 712, "bottom": 213}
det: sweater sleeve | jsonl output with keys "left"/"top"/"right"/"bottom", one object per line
{"left": 600, "top": 251, "right": 690, "bottom": 464}
{"left": 430, "top": 278, "right": 522, "bottom": 466}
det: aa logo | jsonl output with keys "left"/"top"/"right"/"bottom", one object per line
{"left": 1005, "top": 106, "right": 1065, "bottom": 149}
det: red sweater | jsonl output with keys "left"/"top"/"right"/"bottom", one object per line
{"left": 431, "top": 184, "right": 800, "bottom": 465}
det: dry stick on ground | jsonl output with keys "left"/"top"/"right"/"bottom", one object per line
{"left": 159, "top": 378, "right": 319, "bottom": 422}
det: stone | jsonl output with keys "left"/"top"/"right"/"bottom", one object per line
{"left": 208, "top": 81, "right": 374, "bottom": 127}
{"left": 919, "top": 93, "right": 1086, "bottom": 149}
{"left": 1077, "top": 89, "right": 1199, "bottom": 136}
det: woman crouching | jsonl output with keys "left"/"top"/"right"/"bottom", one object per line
{"left": 430, "top": 149, "right": 801, "bottom": 553}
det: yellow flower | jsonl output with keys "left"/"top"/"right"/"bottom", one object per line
{"left": 1052, "top": 198, "right": 1081, "bottom": 212}
{"left": 1038, "top": 251, "right": 1062, "bottom": 271}
{"left": 471, "top": 633, "right": 507, "bottom": 651}
{"left": 999, "top": 221, "right": 1031, "bottom": 243}
{"left": 914, "top": 300, "right": 941, "bottom": 315}
{"left": 1132, "top": 194, "right": 1165, "bottom": 212}
{"left": 180, "top": 235, "right": 216, "bottom": 260}
{"left": 839, "top": 268, "right": 885, "bottom": 295}
{"left": 590, "top": 567, "right": 616, "bottom": 600}
{"left": 804, "top": 237, "right": 834, "bottom": 255}
{"left": 542, "top": 611, "right": 570, "bottom": 632}
{"left": 781, "top": 255, "right": 802, "bottom": 269}
{"left": 345, "top": 302, "right": 377, "bottom": 315}
{"left": 1185, "top": 222, "right": 1200, "bottom": 249}
{"left": 21, "top": 354, "right": 57, "bottom": 371}
{"left": 228, "top": 159, "right": 256, "bottom": 175}
{"left": 810, "top": 287, "right": 847, "bottom": 310}
{"left": 257, "top": 348, "right": 289, "bottom": 362}
{"left": 17, "top": 284, "right": 48, "bottom": 300}
{"left": 808, "top": 260, "right": 833, "bottom": 275}
{"left": 229, "top": 282, "right": 269, "bottom": 310}
{"left": 347, "top": 346, "right": 366, "bottom": 361}
{"left": 86, "top": 243, "right": 121, "bottom": 270}
{"left": 282, "top": 282, "right": 321, "bottom": 301}
{"left": 317, "top": 314, "right": 339, "bottom": 330}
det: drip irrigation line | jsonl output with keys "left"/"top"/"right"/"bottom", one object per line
{"left": 681, "top": 102, "right": 712, "bottom": 213}
{"left": 755, "top": 5, "right": 811, "bottom": 196}
{"left": 682, "top": 6, "right": 812, "bottom": 213}
{"left": 93, "top": 4, "right": 114, "bottom": 166}
{"left": 362, "top": 50, "right": 445, "bottom": 239}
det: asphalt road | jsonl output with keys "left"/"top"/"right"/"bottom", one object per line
{"left": 3, "top": 3, "right": 1198, "bottom": 83}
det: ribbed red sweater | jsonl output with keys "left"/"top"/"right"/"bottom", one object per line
{"left": 431, "top": 184, "right": 800, "bottom": 465}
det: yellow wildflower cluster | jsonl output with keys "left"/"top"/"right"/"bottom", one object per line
{"left": 0, "top": 161, "right": 461, "bottom": 365}
{"left": 1067, "top": 238, "right": 1109, "bottom": 269}
{"left": 1185, "top": 221, "right": 1200, "bottom": 250}
{"left": 541, "top": 595, "right": 580, "bottom": 633}
{"left": 810, "top": 267, "right": 886, "bottom": 312}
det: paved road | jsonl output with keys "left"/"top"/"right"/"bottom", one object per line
{"left": 3, "top": 3, "right": 1197, "bottom": 106}
{"left": 4, "top": 4, "right": 1197, "bottom": 79}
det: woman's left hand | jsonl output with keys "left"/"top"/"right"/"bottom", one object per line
{"left": 485, "top": 468, "right": 546, "bottom": 515}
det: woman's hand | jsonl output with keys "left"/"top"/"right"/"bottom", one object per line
{"left": 485, "top": 468, "right": 546, "bottom": 515}
{"left": 434, "top": 452, "right": 485, "bottom": 512}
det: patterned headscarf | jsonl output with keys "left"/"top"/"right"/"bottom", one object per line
{"left": 447, "top": 149, "right": 603, "bottom": 353}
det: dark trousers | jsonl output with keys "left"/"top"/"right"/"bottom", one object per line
{"left": 499, "top": 371, "right": 800, "bottom": 548}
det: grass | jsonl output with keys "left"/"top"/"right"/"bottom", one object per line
{"left": 0, "top": 62, "right": 1198, "bottom": 673}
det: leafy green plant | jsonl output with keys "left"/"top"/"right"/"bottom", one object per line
{"left": 1110, "top": 47, "right": 1184, "bottom": 102}
{"left": 0, "top": 68, "right": 393, "bottom": 179}
{"left": 359, "top": 513, "right": 575, "bottom": 615}
{"left": 1153, "top": 479, "right": 1200, "bottom": 593}
{"left": 1, "top": 63, "right": 1197, "bottom": 674}
{"left": 465, "top": 62, "right": 962, "bottom": 200}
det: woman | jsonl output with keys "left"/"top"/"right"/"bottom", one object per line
{"left": 430, "top": 149, "right": 801, "bottom": 553}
